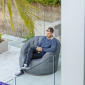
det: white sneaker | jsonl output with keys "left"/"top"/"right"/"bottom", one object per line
{"left": 21, "top": 64, "right": 30, "bottom": 70}
{"left": 13, "top": 70, "right": 24, "bottom": 77}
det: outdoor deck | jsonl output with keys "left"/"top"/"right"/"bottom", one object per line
{"left": 0, "top": 34, "right": 61, "bottom": 85}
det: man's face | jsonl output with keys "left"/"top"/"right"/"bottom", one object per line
{"left": 46, "top": 31, "right": 53, "bottom": 38}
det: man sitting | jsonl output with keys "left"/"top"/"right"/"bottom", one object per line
{"left": 14, "top": 27, "right": 57, "bottom": 77}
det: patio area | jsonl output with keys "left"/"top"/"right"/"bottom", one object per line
{"left": 0, "top": 34, "right": 61, "bottom": 85}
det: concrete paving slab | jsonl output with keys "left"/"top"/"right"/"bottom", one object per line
{"left": 0, "top": 68, "right": 15, "bottom": 82}
{"left": 1, "top": 58, "right": 20, "bottom": 73}
{"left": 2, "top": 34, "right": 26, "bottom": 42}
{"left": 0, "top": 45, "right": 21, "bottom": 66}
{"left": 0, "top": 45, "right": 21, "bottom": 82}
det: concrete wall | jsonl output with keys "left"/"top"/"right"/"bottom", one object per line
{"left": 4, "top": 0, "right": 61, "bottom": 37}
{"left": 61, "top": 0, "right": 84, "bottom": 85}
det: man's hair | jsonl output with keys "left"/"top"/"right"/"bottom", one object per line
{"left": 46, "top": 27, "right": 54, "bottom": 33}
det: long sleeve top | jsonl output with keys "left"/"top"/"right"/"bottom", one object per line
{"left": 35, "top": 36, "right": 57, "bottom": 56}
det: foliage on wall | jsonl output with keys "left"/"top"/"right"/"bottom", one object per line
{"left": 26, "top": 0, "right": 61, "bottom": 6}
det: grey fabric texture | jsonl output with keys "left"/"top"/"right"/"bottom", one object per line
{"left": 19, "top": 36, "right": 61, "bottom": 75}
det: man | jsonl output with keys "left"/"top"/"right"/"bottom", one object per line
{"left": 14, "top": 27, "right": 57, "bottom": 77}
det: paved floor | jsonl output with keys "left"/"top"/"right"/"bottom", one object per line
{"left": 0, "top": 45, "right": 21, "bottom": 82}
{"left": 0, "top": 46, "right": 61, "bottom": 85}
{"left": 0, "top": 34, "right": 61, "bottom": 85}
{"left": 2, "top": 34, "right": 26, "bottom": 48}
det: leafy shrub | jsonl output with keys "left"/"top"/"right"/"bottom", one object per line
{"left": 26, "top": 0, "right": 61, "bottom": 6}
{"left": 21, "top": 34, "right": 34, "bottom": 42}
{"left": 0, "top": 32, "right": 3, "bottom": 39}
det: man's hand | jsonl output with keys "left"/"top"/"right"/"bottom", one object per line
{"left": 36, "top": 47, "right": 42, "bottom": 51}
{"left": 38, "top": 47, "right": 42, "bottom": 51}
{"left": 36, "top": 47, "right": 39, "bottom": 51}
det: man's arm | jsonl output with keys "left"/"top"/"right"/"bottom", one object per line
{"left": 35, "top": 36, "right": 45, "bottom": 50}
{"left": 42, "top": 39, "right": 57, "bottom": 52}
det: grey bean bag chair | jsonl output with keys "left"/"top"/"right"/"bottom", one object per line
{"left": 19, "top": 36, "right": 61, "bottom": 75}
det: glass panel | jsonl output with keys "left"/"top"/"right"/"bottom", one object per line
{"left": 6, "top": 56, "right": 55, "bottom": 85}
{"left": 6, "top": 79, "right": 14, "bottom": 85}
{"left": 4, "top": 1, "right": 61, "bottom": 85}
{"left": 6, "top": 51, "right": 61, "bottom": 85}
{"left": 55, "top": 51, "right": 61, "bottom": 85}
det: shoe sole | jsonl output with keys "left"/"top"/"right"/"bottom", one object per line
{"left": 21, "top": 67, "right": 30, "bottom": 70}
{"left": 13, "top": 72, "right": 24, "bottom": 77}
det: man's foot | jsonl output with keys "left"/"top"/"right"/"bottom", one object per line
{"left": 13, "top": 70, "right": 24, "bottom": 77}
{"left": 21, "top": 64, "right": 30, "bottom": 70}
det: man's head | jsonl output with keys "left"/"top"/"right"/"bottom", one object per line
{"left": 46, "top": 27, "right": 54, "bottom": 38}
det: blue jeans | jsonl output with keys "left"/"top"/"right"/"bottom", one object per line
{"left": 23, "top": 47, "right": 43, "bottom": 66}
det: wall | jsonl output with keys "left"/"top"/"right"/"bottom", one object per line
{"left": 4, "top": 0, "right": 61, "bottom": 37}
{"left": 61, "top": 0, "right": 84, "bottom": 85}
{"left": 4, "top": 3, "right": 28, "bottom": 37}
{"left": 0, "top": 6, "right": 5, "bottom": 34}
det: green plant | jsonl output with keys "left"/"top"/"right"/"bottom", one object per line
{"left": 26, "top": 0, "right": 61, "bottom": 6}
{"left": 21, "top": 34, "right": 34, "bottom": 41}
{"left": 0, "top": 32, "right": 3, "bottom": 39}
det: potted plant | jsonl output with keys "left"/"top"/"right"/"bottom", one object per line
{"left": 0, "top": 32, "right": 8, "bottom": 54}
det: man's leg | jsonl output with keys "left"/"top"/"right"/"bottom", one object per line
{"left": 24, "top": 47, "right": 37, "bottom": 65}
{"left": 21, "top": 47, "right": 38, "bottom": 70}
{"left": 14, "top": 47, "right": 42, "bottom": 77}
{"left": 21, "top": 47, "right": 37, "bottom": 67}
{"left": 32, "top": 52, "right": 43, "bottom": 59}
{"left": 21, "top": 47, "right": 43, "bottom": 70}
{"left": 14, "top": 47, "right": 37, "bottom": 77}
